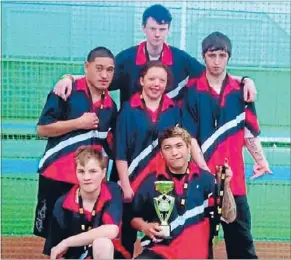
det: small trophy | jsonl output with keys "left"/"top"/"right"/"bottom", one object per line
{"left": 153, "top": 181, "right": 175, "bottom": 238}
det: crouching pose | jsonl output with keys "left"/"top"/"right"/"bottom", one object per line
{"left": 44, "top": 146, "right": 124, "bottom": 259}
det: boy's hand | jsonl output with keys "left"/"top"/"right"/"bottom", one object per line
{"left": 243, "top": 78, "right": 257, "bottom": 102}
{"left": 141, "top": 222, "right": 164, "bottom": 243}
{"left": 122, "top": 185, "right": 135, "bottom": 203}
{"left": 77, "top": 112, "right": 99, "bottom": 130}
{"left": 216, "top": 158, "right": 232, "bottom": 184}
{"left": 250, "top": 161, "right": 272, "bottom": 180}
{"left": 50, "top": 240, "right": 68, "bottom": 259}
{"left": 53, "top": 77, "right": 73, "bottom": 101}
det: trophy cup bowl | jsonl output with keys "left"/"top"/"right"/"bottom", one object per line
{"left": 154, "top": 181, "right": 175, "bottom": 239}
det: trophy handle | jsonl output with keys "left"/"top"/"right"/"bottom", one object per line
{"left": 164, "top": 196, "right": 175, "bottom": 223}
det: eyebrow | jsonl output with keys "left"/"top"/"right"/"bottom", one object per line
{"left": 95, "top": 64, "right": 114, "bottom": 68}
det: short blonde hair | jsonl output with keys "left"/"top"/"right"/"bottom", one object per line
{"left": 158, "top": 125, "right": 192, "bottom": 147}
{"left": 75, "top": 146, "right": 106, "bottom": 169}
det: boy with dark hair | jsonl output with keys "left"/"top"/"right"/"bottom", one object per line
{"left": 34, "top": 46, "right": 118, "bottom": 239}
{"left": 182, "top": 31, "right": 271, "bottom": 258}
{"left": 44, "top": 146, "right": 124, "bottom": 259}
{"left": 131, "top": 126, "right": 236, "bottom": 259}
{"left": 53, "top": 5, "right": 257, "bottom": 105}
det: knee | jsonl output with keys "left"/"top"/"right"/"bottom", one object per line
{"left": 93, "top": 237, "right": 114, "bottom": 254}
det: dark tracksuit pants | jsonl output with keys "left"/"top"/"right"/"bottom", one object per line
{"left": 209, "top": 195, "right": 258, "bottom": 259}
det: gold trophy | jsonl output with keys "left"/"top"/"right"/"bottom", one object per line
{"left": 153, "top": 181, "right": 175, "bottom": 238}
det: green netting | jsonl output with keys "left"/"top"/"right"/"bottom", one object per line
{"left": 2, "top": 175, "right": 290, "bottom": 241}
{"left": 1, "top": 1, "right": 290, "bottom": 258}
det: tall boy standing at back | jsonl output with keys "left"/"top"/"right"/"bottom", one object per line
{"left": 182, "top": 32, "right": 271, "bottom": 258}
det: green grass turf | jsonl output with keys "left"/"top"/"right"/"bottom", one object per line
{"left": 1, "top": 175, "right": 290, "bottom": 241}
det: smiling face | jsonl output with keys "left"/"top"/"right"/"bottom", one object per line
{"left": 140, "top": 66, "right": 168, "bottom": 101}
{"left": 76, "top": 158, "right": 106, "bottom": 194}
{"left": 160, "top": 136, "right": 190, "bottom": 173}
{"left": 85, "top": 56, "right": 115, "bottom": 91}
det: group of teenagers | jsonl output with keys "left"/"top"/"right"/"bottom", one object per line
{"left": 33, "top": 4, "right": 271, "bottom": 259}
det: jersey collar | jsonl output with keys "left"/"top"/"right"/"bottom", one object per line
{"left": 136, "top": 41, "right": 173, "bottom": 66}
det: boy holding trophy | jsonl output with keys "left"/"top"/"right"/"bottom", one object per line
{"left": 131, "top": 126, "right": 236, "bottom": 259}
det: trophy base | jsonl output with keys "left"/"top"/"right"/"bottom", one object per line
{"left": 160, "top": 224, "right": 171, "bottom": 239}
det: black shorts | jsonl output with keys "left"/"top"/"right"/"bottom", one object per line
{"left": 33, "top": 174, "right": 73, "bottom": 238}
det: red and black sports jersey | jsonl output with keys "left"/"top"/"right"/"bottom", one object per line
{"left": 182, "top": 73, "right": 260, "bottom": 195}
{"left": 110, "top": 41, "right": 205, "bottom": 104}
{"left": 113, "top": 93, "right": 181, "bottom": 192}
{"left": 43, "top": 182, "right": 123, "bottom": 259}
{"left": 38, "top": 77, "right": 117, "bottom": 184}
{"left": 132, "top": 161, "right": 215, "bottom": 259}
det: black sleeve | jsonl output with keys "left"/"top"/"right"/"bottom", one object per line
{"left": 200, "top": 169, "right": 216, "bottom": 200}
{"left": 181, "top": 87, "right": 199, "bottom": 138}
{"left": 104, "top": 102, "right": 118, "bottom": 159}
{"left": 38, "top": 91, "right": 67, "bottom": 125}
{"left": 109, "top": 51, "right": 129, "bottom": 91}
{"left": 184, "top": 51, "right": 205, "bottom": 78}
{"left": 101, "top": 183, "right": 123, "bottom": 226}
{"left": 114, "top": 103, "right": 130, "bottom": 161}
{"left": 43, "top": 198, "right": 67, "bottom": 256}
{"left": 132, "top": 184, "right": 151, "bottom": 220}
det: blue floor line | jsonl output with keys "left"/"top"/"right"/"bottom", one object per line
{"left": 1, "top": 158, "right": 290, "bottom": 181}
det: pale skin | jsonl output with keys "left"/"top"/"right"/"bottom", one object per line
{"left": 245, "top": 137, "right": 272, "bottom": 180}
{"left": 52, "top": 18, "right": 257, "bottom": 102}
{"left": 203, "top": 49, "right": 271, "bottom": 180}
{"left": 131, "top": 135, "right": 237, "bottom": 242}
{"left": 116, "top": 66, "right": 168, "bottom": 202}
{"left": 216, "top": 160, "right": 237, "bottom": 223}
{"left": 50, "top": 158, "right": 118, "bottom": 259}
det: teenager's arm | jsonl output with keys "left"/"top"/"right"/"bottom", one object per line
{"left": 53, "top": 75, "right": 83, "bottom": 100}
{"left": 244, "top": 102, "right": 271, "bottom": 179}
{"left": 231, "top": 75, "right": 257, "bottom": 102}
{"left": 181, "top": 87, "right": 209, "bottom": 171}
{"left": 245, "top": 137, "right": 271, "bottom": 180}
{"left": 116, "top": 160, "right": 134, "bottom": 201}
{"left": 50, "top": 225, "right": 119, "bottom": 259}
{"left": 38, "top": 112, "right": 98, "bottom": 137}
{"left": 221, "top": 180, "right": 237, "bottom": 223}
{"left": 63, "top": 224, "right": 119, "bottom": 247}
{"left": 190, "top": 138, "right": 210, "bottom": 171}
{"left": 186, "top": 51, "right": 256, "bottom": 102}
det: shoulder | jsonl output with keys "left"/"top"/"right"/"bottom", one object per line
{"left": 198, "top": 169, "right": 215, "bottom": 185}
{"left": 170, "top": 46, "right": 196, "bottom": 60}
{"left": 117, "top": 101, "right": 131, "bottom": 118}
{"left": 116, "top": 46, "right": 138, "bottom": 62}
{"left": 53, "top": 193, "right": 67, "bottom": 214}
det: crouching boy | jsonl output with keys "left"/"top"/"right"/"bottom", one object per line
{"left": 44, "top": 146, "right": 123, "bottom": 259}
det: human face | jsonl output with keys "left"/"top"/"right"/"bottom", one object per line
{"left": 76, "top": 158, "right": 106, "bottom": 194}
{"left": 140, "top": 66, "right": 167, "bottom": 101}
{"left": 203, "top": 50, "right": 229, "bottom": 77}
{"left": 161, "top": 137, "right": 190, "bottom": 173}
{"left": 85, "top": 57, "right": 115, "bottom": 91}
{"left": 143, "top": 17, "right": 169, "bottom": 48}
